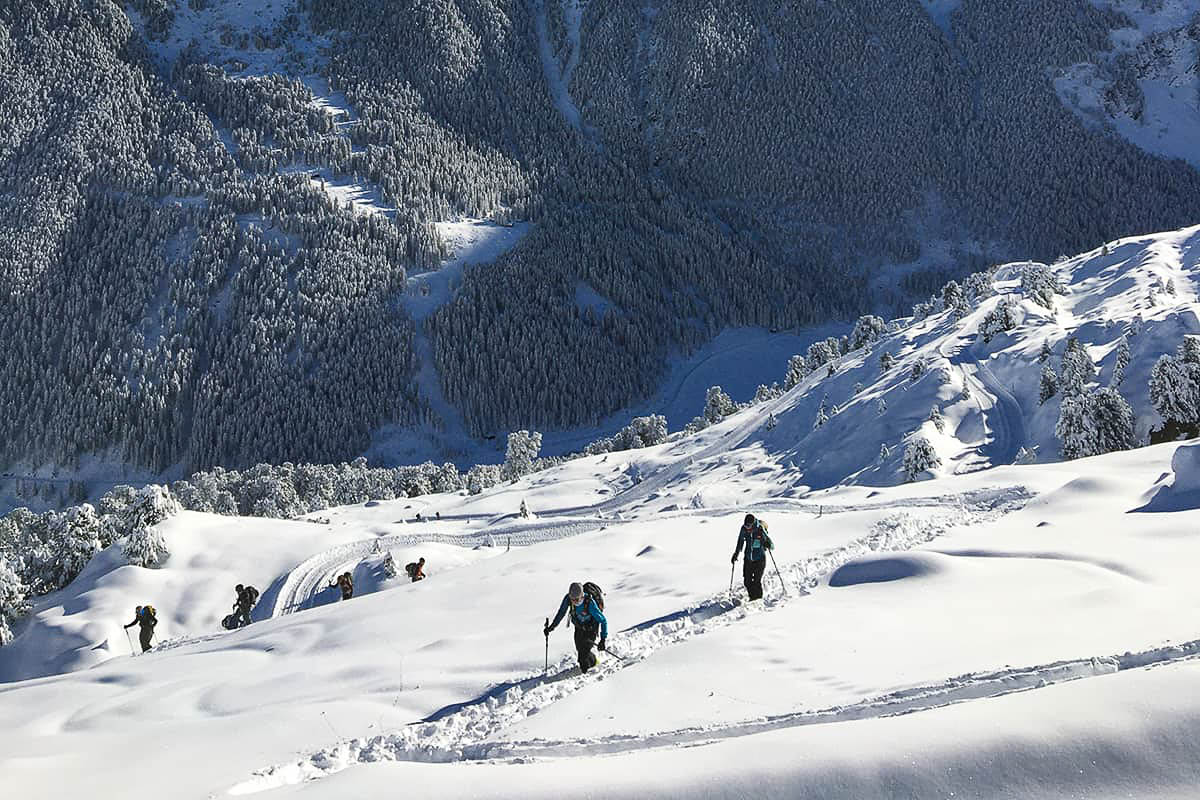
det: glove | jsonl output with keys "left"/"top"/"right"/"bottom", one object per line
{"left": 730, "top": 553, "right": 738, "bottom": 565}
{"left": 543, "top": 624, "right": 552, "bottom": 637}
{"left": 598, "top": 638, "right": 606, "bottom": 652}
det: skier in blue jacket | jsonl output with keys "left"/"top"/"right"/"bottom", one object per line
{"left": 732, "top": 513, "right": 773, "bottom": 600}
{"left": 544, "top": 582, "right": 608, "bottom": 673}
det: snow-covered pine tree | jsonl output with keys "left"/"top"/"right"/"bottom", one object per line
{"left": 702, "top": 386, "right": 735, "bottom": 424}
{"left": 942, "top": 280, "right": 963, "bottom": 311}
{"left": 44, "top": 505, "right": 101, "bottom": 590}
{"left": 1039, "top": 340, "right": 1053, "bottom": 363}
{"left": 813, "top": 394, "right": 830, "bottom": 429}
{"left": 876, "top": 397, "right": 887, "bottom": 415}
{"left": 928, "top": 405, "right": 945, "bottom": 432}
{"left": 519, "top": 498, "right": 530, "bottom": 519}
{"left": 1038, "top": 365, "right": 1060, "bottom": 405}
{"left": 1110, "top": 336, "right": 1131, "bottom": 388}
{"left": 980, "top": 297, "right": 1017, "bottom": 342}
{"left": 880, "top": 351, "right": 895, "bottom": 372}
{"left": 903, "top": 435, "right": 941, "bottom": 482}
{"left": 877, "top": 443, "right": 891, "bottom": 464}
{"left": 766, "top": 413, "right": 778, "bottom": 431}
{"left": 466, "top": 464, "right": 502, "bottom": 495}
{"left": 120, "top": 485, "right": 179, "bottom": 568}
{"left": 381, "top": 551, "right": 398, "bottom": 579}
{"left": 1090, "top": 388, "right": 1135, "bottom": 455}
{"left": 1055, "top": 394, "right": 1097, "bottom": 460}
{"left": 1149, "top": 354, "right": 1199, "bottom": 428}
{"left": 910, "top": 361, "right": 925, "bottom": 381}
{"left": 502, "top": 430, "right": 543, "bottom": 482}
{"left": 850, "top": 315, "right": 886, "bottom": 350}
{"left": 1060, "top": 338, "right": 1096, "bottom": 395}
{"left": 784, "top": 355, "right": 808, "bottom": 390}
{"left": 960, "top": 381, "right": 971, "bottom": 401}
{"left": 0, "top": 557, "right": 30, "bottom": 646}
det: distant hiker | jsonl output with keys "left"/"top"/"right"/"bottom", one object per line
{"left": 435, "top": 511, "right": 440, "bottom": 520}
{"left": 544, "top": 582, "right": 607, "bottom": 673}
{"left": 334, "top": 571, "right": 354, "bottom": 600}
{"left": 405, "top": 557, "right": 426, "bottom": 582}
{"left": 234, "top": 584, "right": 259, "bottom": 627}
{"left": 732, "top": 513, "right": 774, "bottom": 601}
{"left": 124, "top": 605, "right": 157, "bottom": 653}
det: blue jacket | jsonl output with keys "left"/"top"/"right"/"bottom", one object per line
{"left": 734, "top": 521, "right": 773, "bottom": 562}
{"left": 549, "top": 594, "right": 607, "bottom": 639}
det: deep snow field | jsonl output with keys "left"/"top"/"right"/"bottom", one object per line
{"left": 7, "top": 225, "right": 1200, "bottom": 799}
{"left": 5, "top": 428, "right": 1200, "bottom": 798}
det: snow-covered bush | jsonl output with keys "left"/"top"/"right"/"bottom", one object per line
{"left": 0, "top": 558, "right": 30, "bottom": 646}
{"left": 903, "top": 435, "right": 941, "bottom": 482}
{"left": 466, "top": 464, "right": 502, "bottom": 495}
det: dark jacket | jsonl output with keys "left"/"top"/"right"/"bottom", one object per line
{"left": 733, "top": 521, "right": 773, "bottom": 562}
{"left": 125, "top": 607, "right": 157, "bottom": 630}
{"left": 237, "top": 586, "right": 259, "bottom": 608}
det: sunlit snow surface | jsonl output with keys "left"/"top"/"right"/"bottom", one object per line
{"left": 7, "top": 223, "right": 1200, "bottom": 800}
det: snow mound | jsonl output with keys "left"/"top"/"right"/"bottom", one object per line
{"left": 827, "top": 554, "right": 941, "bottom": 586}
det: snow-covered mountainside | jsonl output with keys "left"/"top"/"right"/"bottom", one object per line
{"left": 4, "top": 408, "right": 1200, "bottom": 798}
{"left": 3, "top": 226, "right": 1200, "bottom": 796}
{"left": 5, "top": 0, "right": 1200, "bottom": 487}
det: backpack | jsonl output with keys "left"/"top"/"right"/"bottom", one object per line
{"left": 243, "top": 586, "right": 259, "bottom": 605}
{"left": 582, "top": 581, "right": 604, "bottom": 612}
{"left": 142, "top": 605, "right": 157, "bottom": 621}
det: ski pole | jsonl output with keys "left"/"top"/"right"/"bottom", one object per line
{"left": 544, "top": 618, "right": 550, "bottom": 676}
{"left": 769, "top": 550, "right": 788, "bottom": 598}
{"left": 124, "top": 628, "right": 136, "bottom": 656}
{"left": 729, "top": 562, "right": 736, "bottom": 595}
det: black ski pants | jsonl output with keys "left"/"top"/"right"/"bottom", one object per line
{"left": 236, "top": 602, "right": 253, "bottom": 627}
{"left": 138, "top": 626, "right": 153, "bottom": 652}
{"left": 573, "top": 621, "right": 599, "bottom": 673}
{"left": 743, "top": 557, "right": 766, "bottom": 600}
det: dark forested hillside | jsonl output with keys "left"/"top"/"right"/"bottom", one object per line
{"left": 1, "top": 0, "right": 1198, "bottom": 476}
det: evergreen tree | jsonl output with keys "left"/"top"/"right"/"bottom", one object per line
{"left": 0, "top": 558, "right": 30, "bottom": 647}
{"left": 1111, "top": 336, "right": 1131, "bottom": 387}
{"left": 813, "top": 395, "right": 830, "bottom": 430}
{"left": 1039, "top": 340, "right": 1053, "bottom": 363}
{"left": 502, "top": 430, "right": 543, "bottom": 483}
{"left": 903, "top": 435, "right": 941, "bottom": 481}
{"left": 1055, "top": 394, "right": 1096, "bottom": 460}
{"left": 876, "top": 397, "right": 887, "bottom": 415}
{"left": 1090, "top": 388, "right": 1135, "bottom": 455}
{"left": 1149, "top": 354, "right": 1199, "bottom": 428}
{"left": 44, "top": 505, "right": 101, "bottom": 590}
{"left": 1060, "top": 338, "right": 1096, "bottom": 395}
{"left": 929, "top": 405, "right": 945, "bottom": 433}
{"left": 880, "top": 351, "right": 895, "bottom": 373}
{"left": 784, "top": 355, "right": 808, "bottom": 390}
{"left": 702, "top": 386, "right": 735, "bottom": 424}
{"left": 1038, "top": 365, "right": 1060, "bottom": 405}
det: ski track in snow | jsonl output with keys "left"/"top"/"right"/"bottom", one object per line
{"left": 229, "top": 486, "right": 1034, "bottom": 794}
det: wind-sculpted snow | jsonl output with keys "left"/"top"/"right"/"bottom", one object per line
{"left": 230, "top": 487, "right": 1032, "bottom": 792}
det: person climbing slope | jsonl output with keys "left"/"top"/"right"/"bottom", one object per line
{"left": 123, "top": 605, "right": 157, "bottom": 653}
{"left": 234, "top": 583, "right": 259, "bottom": 627}
{"left": 405, "top": 557, "right": 426, "bottom": 582}
{"left": 334, "top": 571, "right": 354, "bottom": 600}
{"left": 544, "top": 582, "right": 607, "bottom": 673}
{"left": 732, "top": 513, "right": 774, "bottom": 601}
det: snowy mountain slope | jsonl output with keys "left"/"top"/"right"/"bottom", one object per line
{"left": 735, "top": 225, "right": 1200, "bottom": 489}
{"left": 1056, "top": 0, "right": 1200, "bottom": 167}
{"left": 3, "top": 437, "right": 1199, "bottom": 800}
